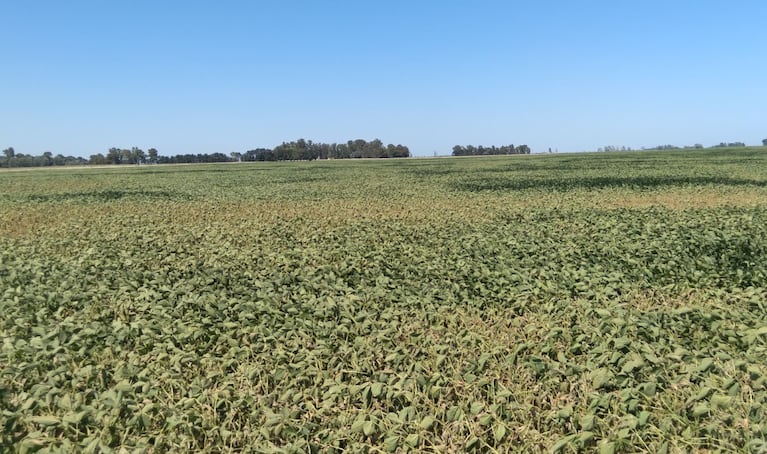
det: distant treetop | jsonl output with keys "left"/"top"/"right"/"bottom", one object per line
{"left": 452, "top": 144, "right": 530, "bottom": 156}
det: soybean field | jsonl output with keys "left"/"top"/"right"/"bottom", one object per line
{"left": 3, "top": 148, "right": 767, "bottom": 452}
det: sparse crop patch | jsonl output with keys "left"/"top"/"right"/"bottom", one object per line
{"left": 2, "top": 149, "right": 767, "bottom": 451}
{"left": 22, "top": 189, "right": 190, "bottom": 203}
{"left": 454, "top": 175, "right": 767, "bottom": 193}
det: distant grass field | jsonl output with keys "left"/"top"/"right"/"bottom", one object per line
{"left": 2, "top": 148, "right": 767, "bottom": 452}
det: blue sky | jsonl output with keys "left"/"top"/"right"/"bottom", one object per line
{"left": 2, "top": 1, "right": 766, "bottom": 157}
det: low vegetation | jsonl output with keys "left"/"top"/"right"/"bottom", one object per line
{"left": 2, "top": 149, "right": 767, "bottom": 452}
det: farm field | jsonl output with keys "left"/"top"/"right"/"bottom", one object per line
{"left": 2, "top": 148, "right": 767, "bottom": 452}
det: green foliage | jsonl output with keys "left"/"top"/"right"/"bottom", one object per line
{"left": 2, "top": 149, "right": 767, "bottom": 451}
{"left": 452, "top": 144, "right": 530, "bottom": 156}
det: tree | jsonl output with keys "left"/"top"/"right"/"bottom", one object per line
{"left": 240, "top": 139, "right": 409, "bottom": 162}
{"left": 3, "top": 147, "right": 14, "bottom": 166}
{"left": 120, "top": 148, "right": 133, "bottom": 164}
{"left": 714, "top": 142, "right": 746, "bottom": 148}
{"left": 452, "top": 143, "right": 529, "bottom": 156}
{"left": 763, "top": 138, "right": 767, "bottom": 146}
{"left": 362, "top": 139, "right": 385, "bottom": 158}
{"left": 147, "top": 148, "right": 158, "bottom": 164}
{"left": 89, "top": 153, "right": 108, "bottom": 165}
{"left": 131, "top": 147, "right": 146, "bottom": 164}
{"left": 348, "top": 139, "right": 367, "bottom": 158}
{"left": 106, "top": 148, "right": 122, "bottom": 164}
{"left": 387, "top": 144, "right": 410, "bottom": 158}
{"left": 243, "top": 148, "right": 273, "bottom": 161}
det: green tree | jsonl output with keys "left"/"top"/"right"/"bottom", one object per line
{"left": 89, "top": 153, "right": 108, "bottom": 165}
{"left": 147, "top": 148, "right": 159, "bottom": 164}
{"left": 763, "top": 138, "right": 767, "bottom": 146}
{"left": 106, "top": 148, "right": 122, "bottom": 164}
{"left": 348, "top": 139, "right": 366, "bottom": 158}
{"left": 359, "top": 139, "right": 380, "bottom": 158}
{"left": 131, "top": 147, "right": 146, "bottom": 164}
{"left": 387, "top": 144, "right": 410, "bottom": 158}
{"left": 3, "top": 147, "right": 15, "bottom": 166}
{"left": 119, "top": 148, "right": 131, "bottom": 164}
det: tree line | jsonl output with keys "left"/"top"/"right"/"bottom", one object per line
{"left": 1, "top": 138, "right": 410, "bottom": 168}
{"left": 452, "top": 144, "right": 531, "bottom": 156}
{"left": 242, "top": 139, "right": 410, "bottom": 161}
{"left": 88, "top": 147, "right": 161, "bottom": 165}
{"left": 592, "top": 141, "right": 766, "bottom": 152}
{"left": 1, "top": 147, "right": 87, "bottom": 167}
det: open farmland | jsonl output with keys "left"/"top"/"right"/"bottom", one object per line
{"left": 3, "top": 149, "right": 767, "bottom": 452}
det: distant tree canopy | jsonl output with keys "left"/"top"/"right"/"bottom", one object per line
{"left": 94, "top": 139, "right": 409, "bottom": 165}
{"left": 246, "top": 139, "right": 410, "bottom": 161}
{"left": 713, "top": 142, "right": 746, "bottom": 148}
{"left": 5, "top": 137, "right": 762, "bottom": 169}
{"left": 599, "top": 146, "right": 635, "bottom": 152}
{"left": 647, "top": 144, "right": 682, "bottom": 151}
{"left": 452, "top": 144, "right": 530, "bottom": 156}
{"left": 0, "top": 138, "right": 411, "bottom": 168}
{"left": 644, "top": 142, "right": 742, "bottom": 151}
{"left": 1, "top": 147, "right": 86, "bottom": 167}
{"left": 156, "top": 152, "right": 230, "bottom": 164}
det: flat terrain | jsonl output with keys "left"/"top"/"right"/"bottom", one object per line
{"left": 2, "top": 149, "right": 767, "bottom": 452}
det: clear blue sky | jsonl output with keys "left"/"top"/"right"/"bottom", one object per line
{"left": 2, "top": 1, "right": 766, "bottom": 157}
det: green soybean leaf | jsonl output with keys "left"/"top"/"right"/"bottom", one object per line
{"left": 29, "top": 415, "right": 60, "bottom": 426}
{"left": 692, "top": 403, "right": 710, "bottom": 418}
{"left": 420, "top": 416, "right": 436, "bottom": 430}
{"left": 363, "top": 420, "right": 376, "bottom": 436}
{"left": 493, "top": 423, "right": 507, "bottom": 442}
{"left": 550, "top": 434, "right": 577, "bottom": 452}
{"left": 383, "top": 435, "right": 399, "bottom": 452}
{"left": 591, "top": 368, "right": 613, "bottom": 389}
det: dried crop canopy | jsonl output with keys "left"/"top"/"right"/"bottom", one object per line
{"left": 2, "top": 149, "right": 767, "bottom": 452}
